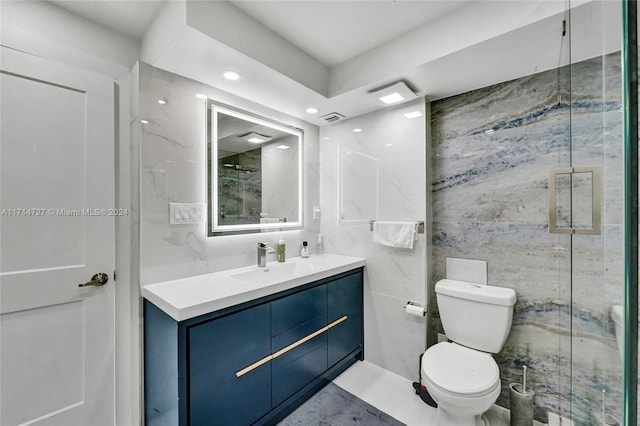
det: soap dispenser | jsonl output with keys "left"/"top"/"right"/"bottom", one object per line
{"left": 277, "top": 237, "right": 286, "bottom": 262}
{"left": 300, "top": 241, "right": 309, "bottom": 258}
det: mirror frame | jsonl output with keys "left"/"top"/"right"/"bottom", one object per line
{"left": 207, "top": 102, "right": 304, "bottom": 236}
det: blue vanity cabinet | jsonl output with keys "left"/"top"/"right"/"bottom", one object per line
{"left": 270, "top": 285, "right": 328, "bottom": 407}
{"left": 327, "top": 272, "right": 364, "bottom": 366}
{"left": 144, "top": 267, "right": 364, "bottom": 426}
{"left": 189, "top": 303, "right": 271, "bottom": 426}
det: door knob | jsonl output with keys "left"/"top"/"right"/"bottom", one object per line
{"left": 78, "top": 272, "right": 109, "bottom": 287}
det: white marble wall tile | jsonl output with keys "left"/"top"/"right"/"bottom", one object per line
{"left": 136, "top": 62, "right": 319, "bottom": 285}
{"left": 364, "top": 290, "right": 427, "bottom": 380}
{"left": 319, "top": 99, "right": 427, "bottom": 381}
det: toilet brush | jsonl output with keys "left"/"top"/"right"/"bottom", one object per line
{"left": 510, "top": 365, "right": 534, "bottom": 426}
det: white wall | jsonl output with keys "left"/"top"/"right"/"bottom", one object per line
{"left": 319, "top": 99, "right": 428, "bottom": 380}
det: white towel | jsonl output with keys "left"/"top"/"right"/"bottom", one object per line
{"left": 373, "top": 221, "right": 416, "bottom": 249}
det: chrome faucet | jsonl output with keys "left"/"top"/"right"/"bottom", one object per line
{"left": 257, "top": 242, "right": 275, "bottom": 267}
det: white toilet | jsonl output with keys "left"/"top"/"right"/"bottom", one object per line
{"left": 421, "top": 279, "right": 517, "bottom": 426}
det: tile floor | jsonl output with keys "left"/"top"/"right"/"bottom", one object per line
{"left": 333, "top": 360, "right": 537, "bottom": 426}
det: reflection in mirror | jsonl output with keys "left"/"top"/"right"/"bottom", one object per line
{"left": 208, "top": 103, "right": 302, "bottom": 235}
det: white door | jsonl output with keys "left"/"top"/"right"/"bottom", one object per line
{"left": 0, "top": 47, "right": 115, "bottom": 426}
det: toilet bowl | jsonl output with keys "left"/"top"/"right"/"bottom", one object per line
{"left": 422, "top": 342, "right": 501, "bottom": 426}
{"left": 422, "top": 279, "right": 516, "bottom": 426}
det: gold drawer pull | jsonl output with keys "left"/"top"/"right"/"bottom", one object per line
{"left": 235, "top": 315, "right": 348, "bottom": 378}
{"left": 235, "top": 354, "right": 273, "bottom": 378}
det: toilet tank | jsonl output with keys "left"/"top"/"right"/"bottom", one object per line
{"left": 436, "top": 279, "right": 516, "bottom": 353}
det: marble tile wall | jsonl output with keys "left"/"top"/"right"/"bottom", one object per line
{"left": 135, "top": 62, "right": 320, "bottom": 285}
{"left": 430, "top": 52, "right": 624, "bottom": 424}
{"left": 319, "top": 99, "right": 428, "bottom": 380}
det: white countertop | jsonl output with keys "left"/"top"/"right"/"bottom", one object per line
{"left": 142, "top": 253, "right": 366, "bottom": 321}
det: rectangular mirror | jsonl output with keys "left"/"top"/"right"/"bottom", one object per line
{"left": 208, "top": 103, "right": 303, "bottom": 235}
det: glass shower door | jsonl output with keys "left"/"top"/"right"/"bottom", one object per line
{"left": 564, "top": 1, "right": 626, "bottom": 424}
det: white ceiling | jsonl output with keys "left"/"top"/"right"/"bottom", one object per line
{"left": 228, "top": 0, "right": 469, "bottom": 67}
{"left": 49, "top": 0, "right": 166, "bottom": 41}
{"left": 44, "top": 0, "right": 622, "bottom": 126}
{"left": 49, "top": 0, "right": 469, "bottom": 65}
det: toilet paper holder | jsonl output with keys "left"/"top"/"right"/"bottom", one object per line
{"left": 404, "top": 301, "right": 427, "bottom": 317}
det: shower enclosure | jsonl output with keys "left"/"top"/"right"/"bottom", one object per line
{"left": 561, "top": 2, "right": 621, "bottom": 423}
{"left": 429, "top": 1, "right": 637, "bottom": 424}
{"left": 564, "top": 2, "right": 637, "bottom": 424}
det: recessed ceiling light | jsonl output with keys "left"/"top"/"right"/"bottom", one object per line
{"left": 353, "top": 128, "right": 362, "bottom": 133}
{"left": 277, "top": 145, "right": 291, "bottom": 150}
{"left": 403, "top": 111, "right": 423, "bottom": 119}
{"left": 223, "top": 71, "right": 241, "bottom": 81}
{"left": 370, "top": 81, "right": 418, "bottom": 106}
{"left": 195, "top": 93, "right": 207, "bottom": 100}
{"left": 140, "top": 119, "right": 149, "bottom": 124}
{"left": 306, "top": 107, "right": 318, "bottom": 114}
{"left": 158, "top": 99, "right": 167, "bottom": 105}
{"left": 380, "top": 92, "right": 404, "bottom": 104}
{"left": 241, "top": 132, "right": 272, "bottom": 144}
{"left": 385, "top": 143, "right": 393, "bottom": 147}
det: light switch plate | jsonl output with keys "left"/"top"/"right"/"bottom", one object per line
{"left": 169, "top": 203, "right": 206, "bottom": 224}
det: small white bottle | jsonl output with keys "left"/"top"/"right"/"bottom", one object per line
{"left": 300, "top": 241, "right": 310, "bottom": 258}
{"left": 316, "top": 233, "right": 323, "bottom": 254}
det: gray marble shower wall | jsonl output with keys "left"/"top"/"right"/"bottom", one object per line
{"left": 430, "top": 52, "right": 623, "bottom": 424}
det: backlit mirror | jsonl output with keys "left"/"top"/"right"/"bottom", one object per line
{"left": 208, "top": 103, "right": 303, "bottom": 235}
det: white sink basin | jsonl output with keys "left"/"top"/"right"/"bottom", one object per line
{"left": 141, "top": 253, "right": 366, "bottom": 321}
{"left": 231, "top": 261, "right": 319, "bottom": 284}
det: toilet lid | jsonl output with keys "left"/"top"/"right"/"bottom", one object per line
{"left": 422, "top": 342, "right": 499, "bottom": 396}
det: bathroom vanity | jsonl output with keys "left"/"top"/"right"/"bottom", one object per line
{"left": 142, "top": 254, "right": 365, "bottom": 426}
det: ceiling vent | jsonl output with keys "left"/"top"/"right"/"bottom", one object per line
{"left": 320, "top": 112, "right": 346, "bottom": 123}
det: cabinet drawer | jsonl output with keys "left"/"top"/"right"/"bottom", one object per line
{"left": 272, "top": 315, "right": 327, "bottom": 352}
{"left": 272, "top": 334, "right": 327, "bottom": 407}
{"left": 271, "top": 285, "right": 326, "bottom": 337}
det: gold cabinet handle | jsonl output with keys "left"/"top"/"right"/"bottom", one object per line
{"left": 235, "top": 315, "right": 348, "bottom": 378}
{"left": 235, "top": 354, "right": 273, "bottom": 378}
